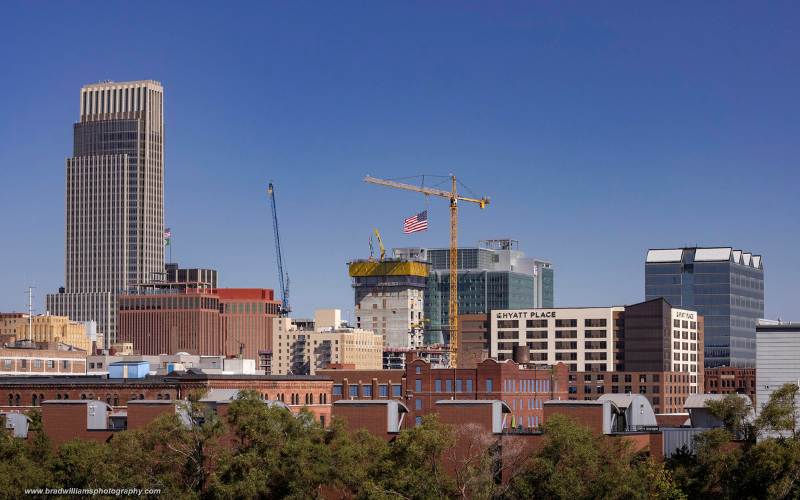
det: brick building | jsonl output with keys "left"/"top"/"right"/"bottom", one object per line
{"left": 0, "top": 345, "right": 86, "bottom": 379}
{"left": 320, "top": 357, "right": 569, "bottom": 431}
{"left": 0, "top": 372, "right": 332, "bottom": 424}
{"left": 567, "top": 370, "right": 697, "bottom": 414}
{"left": 118, "top": 288, "right": 280, "bottom": 361}
{"left": 704, "top": 367, "right": 756, "bottom": 401}
{"left": 457, "top": 313, "right": 491, "bottom": 369}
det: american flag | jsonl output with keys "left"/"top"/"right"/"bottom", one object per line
{"left": 403, "top": 210, "right": 428, "bottom": 234}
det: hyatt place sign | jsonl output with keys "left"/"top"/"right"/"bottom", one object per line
{"left": 496, "top": 311, "right": 557, "bottom": 319}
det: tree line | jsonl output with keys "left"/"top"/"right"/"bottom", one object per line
{"left": 1, "top": 385, "right": 798, "bottom": 499}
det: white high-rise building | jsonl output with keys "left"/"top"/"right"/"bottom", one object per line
{"left": 47, "top": 80, "right": 165, "bottom": 344}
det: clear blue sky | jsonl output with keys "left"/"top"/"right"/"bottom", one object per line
{"left": 1, "top": 2, "right": 798, "bottom": 321}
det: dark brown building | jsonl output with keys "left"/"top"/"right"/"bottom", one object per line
{"left": 457, "top": 313, "right": 490, "bottom": 369}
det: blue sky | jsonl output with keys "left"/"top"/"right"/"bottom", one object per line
{"left": 1, "top": 1, "right": 797, "bottom": 321}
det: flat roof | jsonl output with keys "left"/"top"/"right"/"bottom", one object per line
{"left": 756, "top": 322, "right": 800, "bottom": 332}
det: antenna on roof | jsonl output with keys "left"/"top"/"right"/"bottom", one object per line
{"left": 26, "top": 287, "right": 35, "bottom": 342}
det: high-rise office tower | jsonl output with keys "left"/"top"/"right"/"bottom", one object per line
{"left": 395, "top": 240, "right": 554, "bottom": 345}
{"left": 47, "top": 80, "right": 165, "bottom": 344}
{"left": 645, "top": 247, "right": 764, "bottom": 368}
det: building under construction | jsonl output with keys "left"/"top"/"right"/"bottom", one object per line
{"left": 348, "top": 254, "right": 429, "bottom": 350}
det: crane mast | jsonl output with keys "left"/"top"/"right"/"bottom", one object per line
{"left": 267, "top": 182, "right": 290, "bottom": 316}
{"left": 363, "top": 175, "right": 489, "bottom": 367}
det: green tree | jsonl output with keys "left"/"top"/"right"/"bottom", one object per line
{"left": 208, "top": 390, "right": 337, "bottom": 499}
{"left": 705, "top": 393, "right": 755, "bottom": 441}
{"left": 757, "top": 383, "right": 800, "bottom": 437}
{"left": 0, "top": 421, "right": 54, "bottom": 496}
{"left": 509, "top": 414, "right": 683, "bottom": 500}
{"left": 382, "top": 414, "right": 456, "bottom": 499}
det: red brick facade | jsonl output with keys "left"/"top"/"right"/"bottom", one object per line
{"left": 322, "top": 358, "right": 569, "bottom": 431}
{"left": 704, "top": 367, "right": 756, "bottom": 402}
{"left": 0, "top": 374, "right": 332, "bottom": 426}
{"left": 569, "top": 371, "right": 697, "bottom": 413}
{"left": 118, "top": 288, "right": 280, "bottom": 361}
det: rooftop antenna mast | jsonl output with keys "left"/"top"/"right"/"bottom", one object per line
{"left": 27, "top": 286, "right": 34, "bottom": 342}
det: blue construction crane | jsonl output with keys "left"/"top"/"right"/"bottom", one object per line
{"left": 267, "top": 181, "right": 290, "bottom": 316}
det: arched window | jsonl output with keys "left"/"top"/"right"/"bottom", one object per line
{"left": 40, "top": 394, "right": 44, "bottom": 404}
{"left": 139, "top": 394, "right": 144, "bottom": 400}
{"left": 8, "top": 394, "right": 13, "bottom": 406}
{"left": 106, "top": 397, "right": 112, "bottom": 405}
{"left": 15, "top": 394, "right": 20, "bottom": 406}
{"left": 80, "top": 394, "right": 86, "bottom": 400}
{"left": 32, "top": 394, "right": 37, "bottom": 406}
{"left": 157, "top": 394, "right": 162, "bottom": 400}
{"left": 113, "top": 395, "right": 119, "bottom": 406}
{"left": 163, "top": 393, "right": 170, "bottom": 401}
{"left": 56, "top": 394, "right": 62, "bottom": 400}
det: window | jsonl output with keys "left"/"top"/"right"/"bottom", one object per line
{"left": 349, "top": 385, "right": 359, "bottom": 398}
{"left": 415, "top": 416, "right": 423, "bottom": 426}
{"left": 486, "top": 378, "right": 493, "bottom": 392}
{"left": 2, "top": 359, "right": 11, "bottom": 368}
{"left": 392, "top": 384, "right": 402, "bottom": 397}
{"left": 415, "top": 379, "right": 422, "bottom": 392}
{"left": 415, "top": 366, "right": 421, "bottom": 375}
{"left": 434, "top": 380, "right": 442, "bottom": 392}
{"left": 379, "top": 384, "right": 389, "bottom": 397}
{"left": 445, "top": 379, "right": 452, "bottom": 392}
{"left": 456, "top": 379, "right": 463, "bottom": 392}
{"left": 466, "top": 379, "right": 473, "bottom": 392}
{"left": 47, "top": 360, "right": 55, "bottom": 369}
{"left": 555, "top": 319, "right": 577, "bottom": 328}
{"left": 415, "top": 399, "right": 422, "bottom": 410}
{"left": 332, "top": 384, "right": 343, "bottom": 396}
{"left": 362, "top": 385, "right": 372, "bottom": 397}
{"left": 62, "top": 360, "right": 69, "bottom": 369}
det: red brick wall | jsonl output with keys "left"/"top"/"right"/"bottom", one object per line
{"left": 543, "top": 404, "right": 606, "bottom": 434}
{"left": 127, "top": 402, "right": 178, "bottom": 430}
{"left": 42, "top": 402, "right": 115, "bottom": 446}
{"left": 334, "top": 403, "right": 396, "bottom": 439}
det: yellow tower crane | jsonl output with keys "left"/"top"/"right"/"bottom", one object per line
{"left": 364, "top": 175, "right": 490, "bottom": 367}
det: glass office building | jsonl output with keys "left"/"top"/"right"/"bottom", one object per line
{"left": 393, "top": 241, "right": 552, "bottom": 345}
{"left": 645, "top": 247, "right": 764, "bottom": 368}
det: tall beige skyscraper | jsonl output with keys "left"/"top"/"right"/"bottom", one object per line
{"left": 47, "top": 80, "right": 165, "bottom": 344}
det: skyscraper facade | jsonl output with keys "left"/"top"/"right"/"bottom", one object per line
{"left": 47, "top": 80, "right": 165, "bottom": 344}
{"left": 395, "top": 240, "right": 553, "bottom": 345}
{"left": 645, "top": 247, "right": 764, "bottom": 368}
